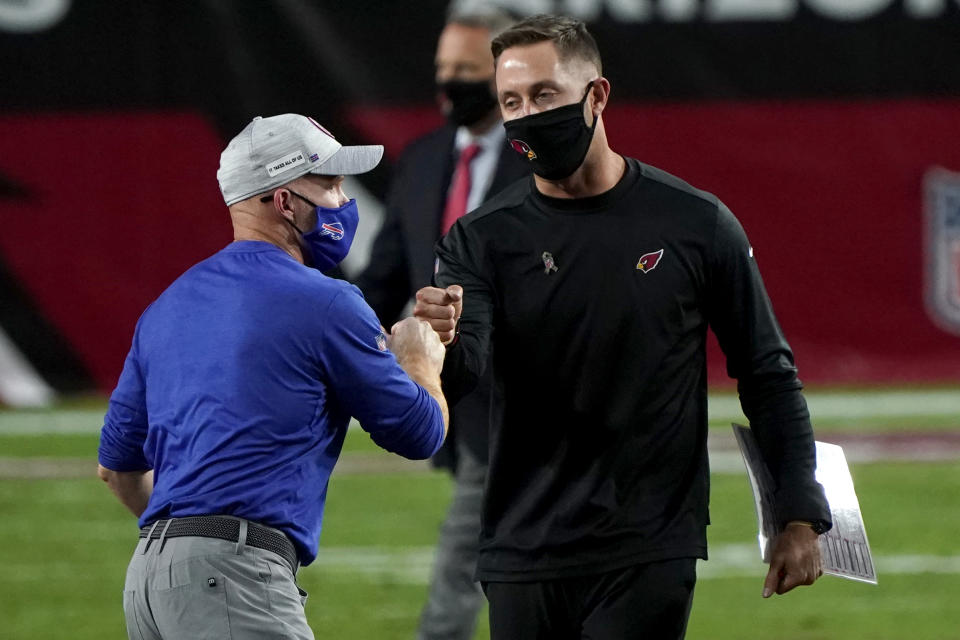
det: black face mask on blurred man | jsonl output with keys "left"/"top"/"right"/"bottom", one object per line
{"left": 438, "top": 78, "right": 498, "bottom": 127}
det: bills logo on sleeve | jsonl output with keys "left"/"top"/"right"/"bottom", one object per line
{"left": 636, "top": 248, "right": 664, "bottom": 273}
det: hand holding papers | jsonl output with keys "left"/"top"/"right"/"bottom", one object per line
{"left": 733, "top": 423, "right": 878, "bottom": 585}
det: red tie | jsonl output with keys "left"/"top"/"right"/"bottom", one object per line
{"left": 441, "top": 143, "right": 482, "bottom": 234}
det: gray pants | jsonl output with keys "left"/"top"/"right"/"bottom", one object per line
{"left": 416, "top": 446, "right": 488, "bottom": 640}
{"left": 123, "top": 519, "right": 313, "bottom": 639}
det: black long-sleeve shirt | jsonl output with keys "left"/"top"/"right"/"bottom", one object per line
{"left": 434, "top": 158, "right": 831, "bottom": 582}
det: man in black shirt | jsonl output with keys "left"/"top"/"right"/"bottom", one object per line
{"left": 415, "top": 14, "right": 831, "bottom": 640}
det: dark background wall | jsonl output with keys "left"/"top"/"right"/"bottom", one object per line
{"left": 1, "top": 0, "right": 959, "bottom": 397}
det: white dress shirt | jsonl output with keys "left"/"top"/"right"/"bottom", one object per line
{"left": 454, "top": 121, "right": 506, "bottom": 214}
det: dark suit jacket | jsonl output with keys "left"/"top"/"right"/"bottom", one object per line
{"left": 355, "top": 123, "right": 530, "bottom": 470}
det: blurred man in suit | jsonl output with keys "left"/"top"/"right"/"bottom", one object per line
{"left": 354, "top": 9, "right": 526, "bottom": 640}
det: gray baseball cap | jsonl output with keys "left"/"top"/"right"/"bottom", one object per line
{"left": 217, "top": 113, "right": 384, "bottom": 206}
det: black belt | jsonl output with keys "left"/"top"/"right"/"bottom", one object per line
{"left": 140, "top": 516, "right": 298, "bottom": 573}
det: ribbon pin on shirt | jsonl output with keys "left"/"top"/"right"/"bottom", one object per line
{"left": 542, "top": 251, "right": 559, "bottom": 274}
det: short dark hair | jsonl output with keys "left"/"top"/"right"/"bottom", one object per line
{"left": 491, "top": 14, "right": 602, "bottom": 76}
{"left": 446, "top": 8, "right": 516, "bottom": 39}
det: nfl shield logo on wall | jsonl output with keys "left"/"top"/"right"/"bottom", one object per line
{"left": 924, "top": 167, "right": 960, "bottom": 336}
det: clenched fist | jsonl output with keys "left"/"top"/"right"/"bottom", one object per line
{"left": 413, "top": 285, "right": 463, "bottom": 345}
{"left": 387, "top": 316, "right": 446, "bottom": 376}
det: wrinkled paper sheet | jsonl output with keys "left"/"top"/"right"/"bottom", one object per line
{"left": 732, "top": 423, "right": 877, "bottom": 584}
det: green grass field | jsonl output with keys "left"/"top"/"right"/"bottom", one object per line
{"left": 1, "top": 390, "right": 958, "bottom": 639}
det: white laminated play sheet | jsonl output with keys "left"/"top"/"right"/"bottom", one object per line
{"left": 732, "top": 423, "right": 877, "bottom": 584}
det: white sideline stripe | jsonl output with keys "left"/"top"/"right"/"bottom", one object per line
{"left": 0, "top": 389, "right": 957, "bottom": 434}
{"left": 708, "top": 389, "right": 960, "bottom": 423}
{"left": 0, "top": 409, "right": 105, "bottom": 434}
{"left": 306, "top": 544, "right": 960, "bottom": 584}
{"left": 708, "top": 444, "right": 960, "bottom": 474}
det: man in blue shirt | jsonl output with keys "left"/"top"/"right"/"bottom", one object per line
{"left": 98, "top": 113, "right": 449, "bottom": 640}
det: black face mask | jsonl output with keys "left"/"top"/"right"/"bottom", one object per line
{"left": 503, "top": 81, "right": 598, "bottom": 181}
{"left": 438, "top": 78, "right": 498, "bottom": 127}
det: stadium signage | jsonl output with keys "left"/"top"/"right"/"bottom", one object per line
{"left": 924, "top": 168, "right": 960, "bottom": 336}
{"left": 455, "top": 0, "right": 958, "bottom": 22}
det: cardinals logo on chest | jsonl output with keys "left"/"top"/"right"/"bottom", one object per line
{"left": 636, "top": 249, "right": 665, "bottom": 273}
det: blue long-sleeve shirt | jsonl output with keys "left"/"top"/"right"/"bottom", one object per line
{"left": 98, "top": 240, "right": 445, "bottom": 565}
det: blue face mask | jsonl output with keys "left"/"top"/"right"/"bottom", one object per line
{"left": 284, "top": 191, "right": 359, "bottom": 271}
